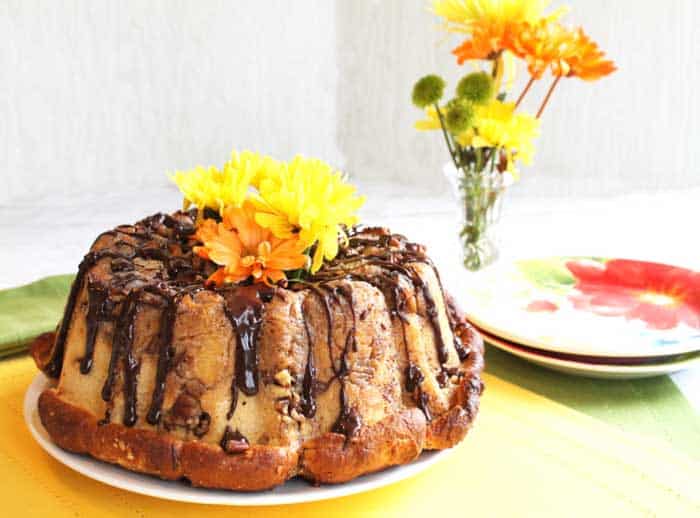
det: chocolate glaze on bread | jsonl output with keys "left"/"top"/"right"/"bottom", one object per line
{"left": 31, "top": 210, "right": 484, "bottom": 490}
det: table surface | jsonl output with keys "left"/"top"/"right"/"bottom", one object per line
{"left": 1, "top": 183, "right": 698, "bottom": 410}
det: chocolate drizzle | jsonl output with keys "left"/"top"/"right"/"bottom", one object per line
{"left": 330, "top": 285, "right": 361, "bottom": 437}
{"left": 80, "top": 280, "right": 112, "bottom": 374}
{"left": 123, "top": 330, "right": 141, "bottom": 427}
{"left": 336, "top": 286, "right": 357, "bottom": 353}
{"left": 45, "top": 253, "right": 97, "bottom": 378}
{"left": 405, "top": 363, "right": 432, "bottom": 420}
{"left": 300, "top": 304, "right": 317, "bottom": 419}
{"left": 146, "top": 291, "right": 179, "bottom": 425}
{"left": 405, "top": 364, "right": 424, "bottom": 393}
{"left": 307, "top": 226, "right": 474, "bottom": 422}
{"left": 332, "top": 389, "right": 362, "bottom": 438}
{"left": 45, "top": 210, "right": 202, "bottom": 381}
{"left": 45, "top": 213, "right": 473, "bottom": 439}
{"left": 100, "top": 290, "right": 141, "bottom": 426}
{"left": 220, "top": 285, "right": 269, "bottom": 420}
{"left": 431, "top": 266, "right": 472, "bottom": 363}
{"left": 414, "top": 275, "right": 449, "bottom": 364}
{"left": 292, "top": 282, "right": 359, "bottom": 436}
{"left": 417, "top": 391, "right": 432, "bottom": 422}
{"left": 222, "top": 285, "right": 270, "bottom": 411}
{"left": 312, "top": 236, "right": 454, "bottom": 370}
{"left": 60, "top": 210, "right": 204, "bottom": 427}
{"left": 227, "top": 384, "right": 239, "bottom": 421}
{"left": 101, "top": 290, "right": 136, "bottom": 403}
{"left": 306, "top": 285, "right": 334, "bottom": 359}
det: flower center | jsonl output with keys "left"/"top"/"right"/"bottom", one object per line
{"left": 241, "top": 255, "right": 259, "bottom": 268}
{"left": 638, "top": 291, "right": 678, "bottom": 307}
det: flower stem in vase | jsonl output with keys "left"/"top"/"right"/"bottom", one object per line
{"left": 454, "top": 152, "right": 502, "bottom": 271}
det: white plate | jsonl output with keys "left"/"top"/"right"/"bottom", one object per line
{"left": 462, "top": 257, "right": 700, "bottom": 359}
{"left": 24, "top": 374, "right": 451, "bottom": 506}
{"left": 481, "top": 329, "right": 700, "bottom": 379}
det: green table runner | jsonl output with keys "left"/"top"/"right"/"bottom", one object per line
{"left": 2, "top": 275, "right": 698, "bottom": 457}
{"left": 486, "top": 346, "right": 700, "bottom": 458}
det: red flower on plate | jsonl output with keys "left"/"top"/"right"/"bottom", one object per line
{"left": 526, "top": 300, "right": 559, "bottom": 312}
{"left": 566, "top": 259, "right": 700, "bottom": 330}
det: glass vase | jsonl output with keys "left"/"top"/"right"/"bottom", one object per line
{"left": 443, "top": 162, "right": 506, "bottom": 271}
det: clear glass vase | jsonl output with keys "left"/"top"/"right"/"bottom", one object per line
{"left": 443, "top": 162, "right": 506, "bottom": 271}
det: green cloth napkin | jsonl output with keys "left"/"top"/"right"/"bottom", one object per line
{"left": 1, "top": 275, "right": 698, "bottom": 458}
{"left": 0, "top": 275, "right": 74, "bottom": 358}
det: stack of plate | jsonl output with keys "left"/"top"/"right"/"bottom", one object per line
{"left": 461, "top": 256, "right": 700, "bottom": 379}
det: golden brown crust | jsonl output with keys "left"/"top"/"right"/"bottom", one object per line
{"left": 425, "top": 370, "right": 484, "bottom": 449}
{"left": 300, "top": 408, "right": 426, "bottom": 484}
{"left": 426, "top": 300, "right": 485, "bottom": 450}
{"left": 33, "top": 283, "right": 485, "bottom": 490}
{"left": 38, "top": 388, "right": 429, "bottom": 489}
{"left": 38, "top": 388, "right": 298, "bottom": 491}
{"left": 30, "top": 331, "right": 55, "bottom": 373}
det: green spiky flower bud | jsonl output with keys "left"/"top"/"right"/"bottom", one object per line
{"left": 412, "top": 74, "right": 446, "bottom": 108}
{"left": 456, "top": 72, "right": 494, "bottom": 105}
{"left": 445, "top": 98, "right": 474, "bottom": 134}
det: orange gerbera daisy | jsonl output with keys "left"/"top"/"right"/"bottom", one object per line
{"left": 194, "top": 202, "right": 308, "bottom": 287}
{"left": 510, "top": 21, "right": 616, "bottom": 81}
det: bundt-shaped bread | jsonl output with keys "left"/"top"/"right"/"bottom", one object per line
{"left": 32, "top": 210, "right": 484, "bottom": 490}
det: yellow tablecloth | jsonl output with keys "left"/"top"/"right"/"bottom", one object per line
{"left": 1, "top": 355, "right": 697, "bottom": 517}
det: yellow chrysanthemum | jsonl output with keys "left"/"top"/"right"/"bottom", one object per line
{"left": 457, "top": 100, "right": 540, "bottom": 175}
{"left": 252, "top": 155, "right": 365, "bottom": 273}
{"left": 225, "top": 150, "right": 281, "bottom": 193}
{"left": 414, "top": 105, "right": 443, "bottom": 131}
{"left": 170, "top": 165, "right": 222, "bottom": 212}
{"left": 171, "top": 150, "right": 279, "bottom": 213}
{"left": 432, "top": 0, "right": 556, "bottom": 34}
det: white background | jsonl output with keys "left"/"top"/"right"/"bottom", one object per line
{"left": 2, "top": 0, "right": 698, "bottom": 202}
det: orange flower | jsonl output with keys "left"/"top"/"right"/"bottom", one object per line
{"left": 555, "top": 27, "right": 616, "bottom": 81}
{"left": 510, "top": 21, "right": 616, "bottom": 81}
{"left": 444, "top": 0, "right": 567, "bottom": 64}
{"left": 194, "top": 203, "right": 308, "bottom": 286}
{"left": 507, "top": 20, "right": 561, "bottom": 79}
{"left": 452, "top": 19, "right": 513, "bottom": 63}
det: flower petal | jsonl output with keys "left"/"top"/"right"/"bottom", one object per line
{"left": 255, "top": 212, "right": 296, "bottom": 239}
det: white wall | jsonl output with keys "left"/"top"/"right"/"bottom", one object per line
{"left": 2, "top": 0, "right": 698, "bottom": 204}
{"left": 1, "top": 0, "right": 340, "bottom": 202}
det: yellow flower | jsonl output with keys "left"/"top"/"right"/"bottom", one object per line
{"left": 224, "top": 150, "right": 281, "bottom": 196}
{"left": 414, "top": 105, "right": 443, "bottom": 131}
{"left": 171, "top": 150, "right": 279, "bottom": 213}
{"left": 458, "top": 100, "right": 540, "bottom": 174}
{"left": 170, "top": 165, "right": 223, "bottom": 212}
{"left": 252, "top": 155, "right": 365, "bottom": 273}
{"left": 433, "top": 0, "right": 557, "bottom": 33}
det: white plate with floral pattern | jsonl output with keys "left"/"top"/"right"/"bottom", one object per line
{"left": 462, "top": 257, "right": 700, "bottom": 359}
